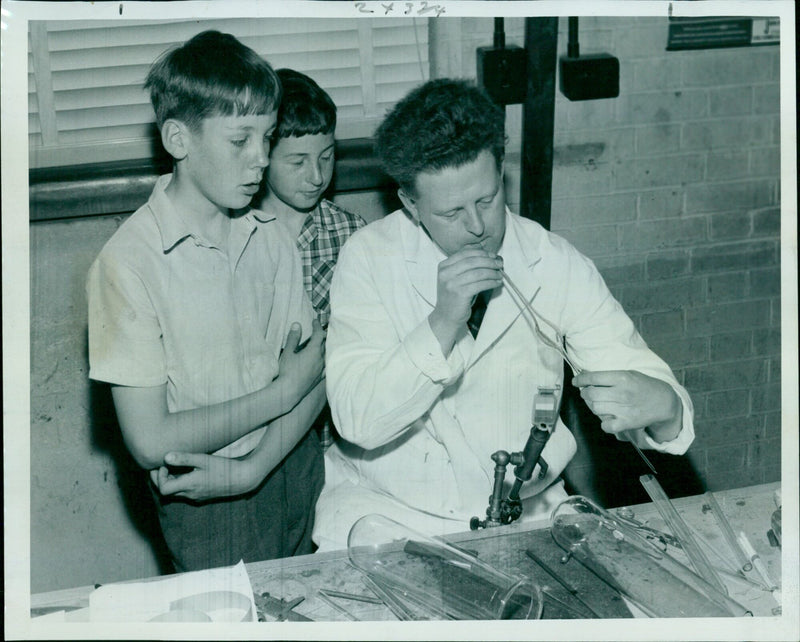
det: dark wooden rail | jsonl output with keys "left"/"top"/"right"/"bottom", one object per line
{"left": 29, "top": 138, "right": 393, "bottom": 222}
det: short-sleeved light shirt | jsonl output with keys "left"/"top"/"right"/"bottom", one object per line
{"left": 87, "top": 174, "right": 314, "bottom": 458}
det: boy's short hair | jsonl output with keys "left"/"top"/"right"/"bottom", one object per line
{"left": 145, "top": 30, "right": 281, "bottom": 131}
{"left": 374, "top": 78, "right": 506, "bottom": 194}
{"left": 274, "top": 68, "right": 337, "bottom": 139}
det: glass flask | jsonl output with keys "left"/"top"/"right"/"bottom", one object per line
{"left": 347, "top": 513, "right": 543, "bottom": 620}
{"left": 550, "top": 496, "right": 752, "bottom": 618}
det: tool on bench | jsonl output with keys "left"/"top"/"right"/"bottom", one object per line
{"left": 502, "top": 269, "right": 658, "bottom": 475}
{"left": 769, "top": 505, "right": 782, "bottom": 547}
{"left": 30, "top": 604, "right": 86, "bottom": 618}
{"left": 314, "top": 587, "right": 385, "bottom": 622}
{"left": 525, "top": 549, "right": 603, "bottom": 618}
{"left": 470, "top": 387, "right": 558, "bottom": 530}
{"left": 254, "top": 591, "right": 311, "bottom": 622}
{"left": 317, "top": 588, "right": 383, "bottom": 604}
{"left": 541, "top": 588, "right": 594, "bottom": 619}
{"left": 737, "top": 531, "right": 779, "bottom": 595}
{"left": 316, "top": 590, "right": 360, "bottom": 621}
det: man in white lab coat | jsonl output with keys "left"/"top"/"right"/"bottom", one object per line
{"left": 312, "top": 79, "right": 694, "bottom": 551}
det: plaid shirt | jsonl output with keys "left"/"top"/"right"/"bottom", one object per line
{"left": 296, "top": 199, "right": 366, "bottom": 328}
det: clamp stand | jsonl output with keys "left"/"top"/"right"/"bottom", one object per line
{"left": 470, "top": 387, "right": 560, "bottom": 530}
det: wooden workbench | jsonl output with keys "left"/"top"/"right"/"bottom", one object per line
{"left": 30, "top": 482, "right": 783, "bottom": 621}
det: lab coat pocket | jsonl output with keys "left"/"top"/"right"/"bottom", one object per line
{"left": 360, "top": 426, "right": 456, "bottom": 514}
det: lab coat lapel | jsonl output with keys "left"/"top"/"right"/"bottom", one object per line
{"left": 468, "top": 215, "right": 542, "bottom": 367}
{"left": 402, "top": 211, "right": 443, "bottom": 308}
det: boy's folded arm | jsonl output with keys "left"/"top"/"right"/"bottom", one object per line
{"left": 232, "top": 379, "right": 327, "bottom": 494}
{"left": 112, "top": 319, "right": 325, "bottom": 470}
{"left": 111, "top": 375, "right": 309, "bottom": 470}
{"left": 151, "top": 380, "right": 328, "bottom": 500}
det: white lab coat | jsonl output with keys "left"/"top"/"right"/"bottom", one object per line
{"left": 313, "top": 208, "right": 694, "bottom": 550}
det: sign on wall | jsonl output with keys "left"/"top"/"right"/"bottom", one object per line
{"left": 667, "top": 17, "right": 780, "bottom": 51}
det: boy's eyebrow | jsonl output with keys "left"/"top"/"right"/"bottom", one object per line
{"left": 225, "top": 124, "right": 274, "bottom": 133}
{"left": 280, "top": 143, "right": 335, "bottom": 157}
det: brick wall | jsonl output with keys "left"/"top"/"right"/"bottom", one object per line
{"left": 543, "top": 17, "right": 781, "bottom": 493}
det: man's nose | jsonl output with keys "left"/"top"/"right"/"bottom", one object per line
{"left": 464, "top": 206, "right": 485, "bottom": 236}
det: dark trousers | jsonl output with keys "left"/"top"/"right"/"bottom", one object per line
{"left": 151, "top": 430, "right": 324, "bottom": 573}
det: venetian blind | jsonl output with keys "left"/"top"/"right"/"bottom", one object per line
{"left": 28, "top": 17, "right": 429, "bottom": 169}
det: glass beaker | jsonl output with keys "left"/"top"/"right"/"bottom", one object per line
{"left": 550, "top": 496, "right": 752, "bottom": 618}
{"left": 347, "top": 513, "right": 543, "bottom": 620}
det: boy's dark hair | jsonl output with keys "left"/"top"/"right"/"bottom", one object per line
{"left": 145, "top": 30, "right": 281, "bottom": 131}
{"left": 274, "top": 68, "right": 337, "bottom": 139}
{"left": 374, "top": 78, "right": 506, "bottom": 194}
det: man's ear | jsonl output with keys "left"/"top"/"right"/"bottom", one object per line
{"left": 398, "top": 187, "right": 420, "bottom": 224}
{"left": 160, "top": 119, "right": 190, "bottom": 161}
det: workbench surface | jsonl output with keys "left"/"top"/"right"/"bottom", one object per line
{"left": 30, "top": 482, "right": 783, "bottom": 621}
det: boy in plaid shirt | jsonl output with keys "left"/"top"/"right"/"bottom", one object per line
{"left": 264, "top": 69, "right": 366, "bottom": 448}
{"left": 264, "top": 68, "right": 366, "bottom": 330}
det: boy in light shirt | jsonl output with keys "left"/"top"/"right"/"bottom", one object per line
{"left": 88, "top": 32, "right": 326, "bottom": 571}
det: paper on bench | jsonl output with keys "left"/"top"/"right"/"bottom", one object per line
{"left": 87, "top": 560, "right": 256, "bottom": 622}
